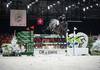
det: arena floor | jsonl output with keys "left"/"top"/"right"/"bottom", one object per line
{"left": 0, "top": 55, "right": 100, "bottom": 70}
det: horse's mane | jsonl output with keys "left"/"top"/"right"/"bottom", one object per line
{"left": 49, "top": 19, "right": 68, "bottom": 35}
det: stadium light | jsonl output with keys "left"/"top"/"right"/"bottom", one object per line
{"left": 72, "top": 4, "right": 75, "bottom": 7}
{"left": 48, "top": 6, "right": 50, "bottom": 10}
{"left": 29, "top": 4, "right": 32, "bottom": 6}
{"left": 65, "top": 7, "right": 68, "bottom": 11}
{"left": 77, "top": 2, "right": 80, "bottom": 5}
{"left": 83, "top": 0, "right": 86, "bottom": 2}
{"left": 86, "top": 7, "right": 89, "bottom": 10}
{"left": 32, "top": 2, "right": 35, "bottom": 4}
{"left": 6, "top": 4, "right": 9, "bottom": 8}
{"left": 96, "top": 3, "right": 99, "bottom": 6}
{"left": 90, "top": 5, "right": 93, "bottom": 8}
{"left": 57, "top": 1, "right": 60, "bottom": 4}
{"left": 68, "top": 6, "right": 71, "bottom": 8}
{"left": 6, "top": 1, "right": 12, "bottom": 8}
{"left": 50, "top": 5, "right": 53, "bottom": 7}
{"left": 35, "top": 0, "right": 38, "bottom": 2}
{"left": 10, "top": 1, "right": 12, "bottom": 3}
{"left": 27, "top": 5, "right": 30, "bottom": 9}
{"left": 83, "top": 8, "right": 86, "bottom": 12}
{"left": 53, "top": 3, "right": 56, "bottom": 6}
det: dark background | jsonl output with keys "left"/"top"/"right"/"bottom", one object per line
{"left": 0, "top": 0, "right": 100, "bottom": 35}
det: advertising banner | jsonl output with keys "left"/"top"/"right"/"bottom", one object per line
{"left": 10, "top": 10, "right": 26, "bottom": 26}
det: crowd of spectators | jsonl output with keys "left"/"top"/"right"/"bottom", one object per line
{"left": 0, "top": 33, "right": 13, "bottom": 46}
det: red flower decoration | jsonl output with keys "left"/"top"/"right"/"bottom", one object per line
{"left": 37, "top": 18, "right": 44, "bottom": 25}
